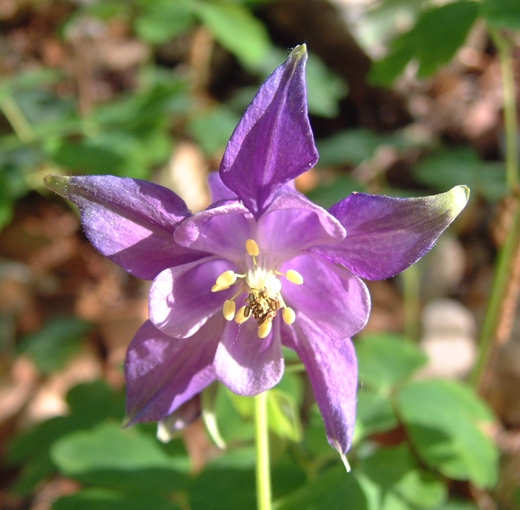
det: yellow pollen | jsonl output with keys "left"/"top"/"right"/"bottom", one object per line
{"left": 245, "top": 239, "right": 260, "bottom": 257}
{"left": 235, "top": 306, "right": 250, "bottom": 324}
{"left": 223, "top": 299, "right": 236, "bottom": 321}
{"left": 216, "top": 270, "right": 237, "bottom": 288}
{"left": 282, "top": 307, "right": 296, "bottom": 325}
{"left": 258, "top": 320, "right": 272, "bottom": 339}
{"left": 286, "top": 269, "right": 304, "bottom": 285}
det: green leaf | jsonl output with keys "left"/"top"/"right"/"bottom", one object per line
{"left": 134, "top": 0, "right": 195, "bottom": 44}
{"left": 195, "top": 1, "right": 271, "bottom": 66}
{"left": 51, "top": 422, "right": 190, "bottom": 491}
{"left": 359, "top": 444, "right": 446, "bottom": 509}
{"left": 317, "top": 129, "right": 400, "bottom": 167}
{"left": 370, "top": 2, "right": 479, "bottom": 85}
{"left": 267, "top": 389, "right": 303, "bottom": 442}
{"left": 396, "top": 380, "right": 498, "bottom": 488}
{"left": 274, "top": 465, "right": 368, "bottom": 510}
{"left": 414, "top": 146, "right": 506, "bottom": 202}
{"left": 53, "top": 488, "right": 179, "bottom": 510}
{"left": 18, "top": 317, "right": 92, "bottom": 374}
{"left": 356, "top": 334, "right": 427, "bottom": 391}
{"left": 480, "top": 0, "right": 520, "bottom": 30}
{"left": 7, "top": 381, "right": 124, "bottom": 495}
{"left": 356, "top": 391, "right": 399, "bottom": 438}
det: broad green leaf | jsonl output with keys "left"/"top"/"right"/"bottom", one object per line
{"left": 51, "top": 422, "right": 190, "bottom": 490}
{"left": 370, "top": 2, "right": 479, "bottom": 85}
{"left": 396, "top": 380, "right": 498, "bottom": 488}
{"left": 480, "top": 0, "right": 520, "bottom": 30}
{"left": 356, "top": 390, "right": 399, "bottom": 439}
{"left": 195, "top": 1, "right": 271, "bottom": 66}
{"left": 414, "top": 146, "right": 506, "bottom": 202}
{"left": 268, "top": 389, "right": 303, "bottom": 442}
{"left": 53, "top": 488, "right": 179, "bottom": 510}
{"left": 189, "top": 467, "right": 256, "bottom": 510}
{"left": 215, "top": 387, "right": 254, "bottom": 442}
{"left": 356, "top": 334, "right": 427, "bottom": 391}
{"left": 274, "top": 465, "right": 368, "bottom": 510}
{"left": 18, "top": 317, "right": 92, "bottom": 374}
{"left": 359, "top": 444, "right": 446, "bottom": 509}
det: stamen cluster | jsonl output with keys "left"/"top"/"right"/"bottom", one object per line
{"left": 212, "top": 239, "right": 303, "bottom": 338}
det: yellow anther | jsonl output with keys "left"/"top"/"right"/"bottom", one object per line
{"left": 282, "top": 307, "right": 296, "bottom": 325}
{"left": 286, "top": 269, "right": 304, "bottom": 285}
{"left": 245, "top": 239, "right": 260, "bottom": 257}
{"left": 216, "top": 270, "right": 237, "bottom": 288}
{"left": 258, "top": 320, "right": 272, "bottom": 339}
{"left": 235, "top": 306, "right": 250, "bottom": 324}
{"left": 211, "top": 283, "right": 229, "bottom": 292}
{"left": 223, "top": 299, "right": 236, "bottom": 321}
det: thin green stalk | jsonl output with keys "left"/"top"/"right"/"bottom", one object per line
{"left": 402, "top": 263, "right": 421, "bottom": 341}
{"left": 0, "top": 94, "right": 35, "bottom": 143}
{"left": 470, "top": 29, "right": 520, "bottom": 387}
{"left": 255, "top": 391, "right": 272, "bottom": 510}
{"left": 492, "top": 29, "right": 519, "bottom": 190}
{"left": 470, "top": 207, "right": 520, "bottom": 387}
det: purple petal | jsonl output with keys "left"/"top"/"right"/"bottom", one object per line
{"left": 44, "top": 174, "right": 200, "bottom": 280}
{"left": 207, "top": 172, "right": 238, "bottom": 202}
{"left": 281, "top": 255, "right": 370, "bottom": 339}
{"left": 157, "top": 397, "right": 202, "bottom": 441}
{"left": 323, "top": 186, "right": 470, "bottom": 280}
{"left": 174, "top": 202, "right": 253, "bottom": 262}
{"left": 125, "top": 319, "right": 221, "bottom": 425}
{"left": 214, "top": 319, "right": 284, "bottom": 395}
{"left": 282, "top": 316, "right": 357, "bottom": 455}
{"left": 149, "top": 258, "right": 236, "bottom": 338}
{"left": 219, "top": 45, "right": 318, "bottom": 216}
{"left": 257, "top": 192, "right": 345, "bottom": 261}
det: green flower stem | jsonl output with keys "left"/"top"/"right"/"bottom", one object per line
{"left": 470, "top": 29, "right": 520, "bottom": 388}
{"left": 492, "top": 29, "right": 519, "bottom": 191}
{"left": 255, "top": 391, "right": 272, "bottom": 510}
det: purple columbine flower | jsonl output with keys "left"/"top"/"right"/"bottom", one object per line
{"left": 44, "top": 45, "right": 469, "bottom": 458}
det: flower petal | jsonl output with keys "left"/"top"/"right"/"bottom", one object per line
{"left": 207, "top": 172, "right": 238, "bottom": 202}
{"left": 219, "top": 45, "right": 318, "bottom": 216}
{"left": 44, "top": 174, "right": 200, "bottom": 280}
{"left": 125, "top": 319, "right": 221, "bottom": 425}
{"left": 257, "top": 192, "right": 345, "bottom": 261}
{"left": 214, "top": 319, "right": 284, "bottom": 395}
{"left": 174, "top": 202, "right": 253, "bottom": 262}
{"left": 323, "top": 185, "right": 470, "bottom": 280}
{"left": 149, "top": 258, "right": 236, "bottom": 338}
{"left": 282, "top": 316, "right": 357, "bottom": 455}
{"left": 281, "top": 255, "right": 370, "bottom": 339}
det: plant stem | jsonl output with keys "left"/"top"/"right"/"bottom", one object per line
{"left": 492, "top": 29, "right": 519, "bottom": 191}
{"left": 255, "top": 392, "right": 272, "bottom": 510}
{"left": 402, "top": 263, "right": 421, "bottom": 341}
{"left": 0, "top": 94, "right": 35, "bottom": 143}
{"left": 470, "top": 29, "right": 520, "bottom": 388}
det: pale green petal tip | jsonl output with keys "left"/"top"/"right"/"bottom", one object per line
{"left": 447, "top": 184, "right": 470, "bottom": 217}
{"left": 290, "top": 43, "right": 307, "bottom": 60}
{"left": 44, "top": 174, "right": 71, "bottom": 196}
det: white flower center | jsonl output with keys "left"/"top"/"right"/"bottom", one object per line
{"left": 211, "top": 239, "right": 303, "bottom": 338}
